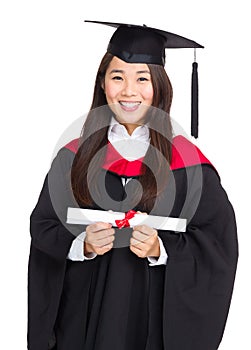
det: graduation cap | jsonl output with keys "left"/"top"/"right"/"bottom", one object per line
{"left": 85, "top": 20, "right": 204, "bottom": 138}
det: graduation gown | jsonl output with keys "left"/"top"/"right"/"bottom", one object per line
{"left": 28, "top": 135, "right": 238, "bottom": 350}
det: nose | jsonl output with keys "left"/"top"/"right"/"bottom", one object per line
{"left": 121, "top": 79, "right": 137, "bottom": 96}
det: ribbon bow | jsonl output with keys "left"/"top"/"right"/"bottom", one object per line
{"left": 115, "top": 210, "right": 137, "bottom": 229}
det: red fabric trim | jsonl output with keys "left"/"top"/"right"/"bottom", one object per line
{"left": 63, "top": 135, "right": 213, "bottom": 174}
{"left": 64, "top": 138, "right": 80, "bottom": 154}
{"left": 170, "top": 135, "right": 212, "bottom": 170}
{"left": 102, "top": 142, "right": 145, "bottom": 176}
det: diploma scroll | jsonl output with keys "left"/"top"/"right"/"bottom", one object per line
{"left": 67, "top": 208, "right": 187, "bottom": 232}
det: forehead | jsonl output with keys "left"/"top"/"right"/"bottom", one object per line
{"left": 107, "top": 56, "right": 150, "bottom": 73}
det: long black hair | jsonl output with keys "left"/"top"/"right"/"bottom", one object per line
{"left": 71, "top": 53, "right": 173, "bottom": 212}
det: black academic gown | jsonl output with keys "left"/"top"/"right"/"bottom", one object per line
{"left": 28, "top": 136, "right": 238, "bottom": 350}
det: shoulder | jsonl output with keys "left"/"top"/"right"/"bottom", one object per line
{"left": 49, "top": 138, "right": 80, "bottom": 172}
{"left": 54, "top": 138, "right": 80, "bottom": 160}
{"left": 61, "top": 136, "right": 216, "bottom": 173}
{"left": 170, "top": 135, "right": 214, "bottom": 171}
{"left": 63, "top": 138, "right": 80, "bottom": 154}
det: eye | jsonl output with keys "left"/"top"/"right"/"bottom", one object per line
{"left": 138, "top": 77, "right": 149, "bottom": 82}
{"left": 112, "top": 76, "right": 123, "bottom": 81}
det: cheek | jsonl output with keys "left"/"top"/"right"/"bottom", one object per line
{"left": 104, "top": 81, "right": 119, "bottom": 103}
{"left": 142, "top": 85, "right": 154, "bottom": 104}
{"left": 104, "top": 87, "right": 114, "bottom": 102}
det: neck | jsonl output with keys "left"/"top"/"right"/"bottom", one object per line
{"left": 121, "top": 123, "right": 142, "bottom": 135}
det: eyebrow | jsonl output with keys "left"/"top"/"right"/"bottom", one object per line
{"left": 109, "top": 69, "right": 151, "bottom": 74}
{"left": 136, "top": 70, "right": 151, "bottom": 74}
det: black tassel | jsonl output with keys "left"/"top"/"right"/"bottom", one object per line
{"left": 191, "top": 61, "right": 199, "bottom": 138}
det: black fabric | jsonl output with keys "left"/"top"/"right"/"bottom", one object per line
{"left": 85, "top": 21, "right": 203, "bottom": 138}
{"left": 28, "top": 147, "right": 238, "bottom": 350}
{"left": 85, "top": 20, "right": 204, "bottom": 66}
{"left": 191, "top": 61, "right": 199, "bottom": 138}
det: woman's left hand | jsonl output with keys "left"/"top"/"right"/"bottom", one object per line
{"left": 130, "top": 225, "right": 160, "bottom": 258}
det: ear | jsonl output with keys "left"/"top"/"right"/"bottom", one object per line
{"left": 101, "top": 81, "right": 105, "bottom": 92}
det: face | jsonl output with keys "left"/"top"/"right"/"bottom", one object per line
{"left": 103, "top": 56, "right": 154, "bottom": 134}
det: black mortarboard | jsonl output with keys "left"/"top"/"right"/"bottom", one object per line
{"left": 85, "top": 20, "right": 204, "bottom": 138}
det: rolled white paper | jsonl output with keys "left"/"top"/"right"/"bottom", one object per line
{"left": 67, "top": 207, "right": 187, "bottom": 232}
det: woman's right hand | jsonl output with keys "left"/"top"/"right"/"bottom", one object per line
{"left": 84, "top": 222, "right": 115, "bottom": 256}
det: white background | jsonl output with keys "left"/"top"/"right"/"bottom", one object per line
{"left": 0, "top": 0, "right": 250, "bottom": 348}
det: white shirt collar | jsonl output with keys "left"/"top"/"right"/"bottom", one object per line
{"left": 108, "top": 117, "right": 149, "bottom": 140}
{"left": 108, "top": 117, "right": 150, "bottom": 161}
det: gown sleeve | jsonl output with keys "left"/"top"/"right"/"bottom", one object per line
{"left": 29, "top": 147, "right": 82, "bottom": 261}
{"left": 30, "top": 175, "right": 75, "bottom": 261}
{"left": 158, "top": 165, "right": 238, "bottom": 350}
{"left": 28, "top": 147, "right": 84, "bottom": 349}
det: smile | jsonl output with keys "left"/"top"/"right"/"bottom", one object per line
{"left": 119, "top": 101, "right": 141, "bottom": 111}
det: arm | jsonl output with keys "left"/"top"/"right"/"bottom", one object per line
{"left": 30, "top": 175, "right": 75, "bottom": 261}
{"left": 67, "top": 221, "right": 116, "bottom": 261}
{"left": 30, "top": 148, "right": 82, "bottom": 262}
{"left": 67, "top": 232, "right": 97, "bottom": 261}
{"left": 147, "top": 236, "right": 168, "bottom": 266}
{"left": 130, "top": 225, "right": 168, "bottom": 266}
{"left": 160, "top": 165, "right": 238, "bottom": 350}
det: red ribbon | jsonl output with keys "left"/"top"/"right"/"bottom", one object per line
{"left": 115, "top": 210, "right": 137, "bottom": 229}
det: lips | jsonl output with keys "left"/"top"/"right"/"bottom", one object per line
{"left": 119, "top": 101, "right": 141, "bottom": 112}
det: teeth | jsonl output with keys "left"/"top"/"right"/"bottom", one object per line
{"left": 120, "top": 101, "right": 140, "bottom": 107}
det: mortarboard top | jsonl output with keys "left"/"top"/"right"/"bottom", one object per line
{"left": 84, "top": 20, "right": 204, "bottom": 66}
{"left": 85, "top": 20, "right": 204, "bottom": 138}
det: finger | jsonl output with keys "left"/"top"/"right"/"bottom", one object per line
{"left": 132, "top": 230, "right": 149, "bottom": 243}
{"left": 131, "top": 233, "right": 157, "bottom": 248}
{"left": 133, "top": 225, "right": 157, "bottom": 237}
{"left": 130, "top": 237, "right": 148, "bottom": 249}
{"left": 95, "top": 242, "right": 114, "bottom": 255}
{"left": 89, "top": 228, "right": 115, "bottom": 240}
{"left": 90, "top": 234, "right": 115, "bottom": 247}
{"left": 87, "top": 222, "right": 112, "bottom": 233}
{"left": 130, "top": 244, "right": 147, "bottom": 258}
{"left": 86, "top": 230, "right": 115, "bottom": 245}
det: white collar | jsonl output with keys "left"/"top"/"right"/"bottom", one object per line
{"left": 108, "top": 117, "right": 150, "bottom": 161}
{"left": 108, "top": 117, "right": 149, "bottom": 140}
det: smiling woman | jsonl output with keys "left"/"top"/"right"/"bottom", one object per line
{"left": 103, "top": 56, "right": 154, "bottom": 134}
{"left": 28, "top": 20, "right": 238, "bottom": 350}
{"left": 71, "top": 52, "right": 173, "bottom": 211}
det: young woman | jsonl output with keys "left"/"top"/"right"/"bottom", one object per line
{"left": 28, "top": 22, "right": 238, "bottom": 350}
